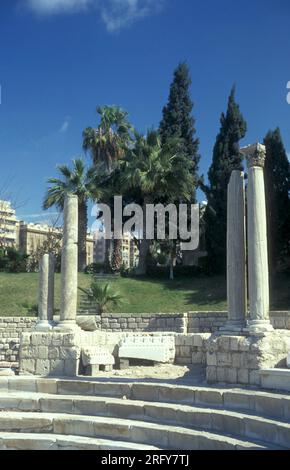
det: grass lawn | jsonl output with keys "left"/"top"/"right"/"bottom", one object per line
{"left": 0, "top": 272, "right": 289, "bottom": 316}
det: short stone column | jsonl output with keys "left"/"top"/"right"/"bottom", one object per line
{"left": 58, "top": 195, "right": 79, "bottom": 331}
{"left": 220, "top": 170, "right": 247, "bottom": 333}
{"left": 241, "top": 143, "right": 273, "bottom": 334}
{"left": 35, "top": 254, "right": 54, "bottom": 331}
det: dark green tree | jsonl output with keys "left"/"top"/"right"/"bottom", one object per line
{"left": 159, "top": 62, "right": 199, "bottom": 201}
{"left": 203, "top": 86, "right": 247, "bottom": 274}
{"left": 264, "top": 128, "right": 290, "bottom": 274}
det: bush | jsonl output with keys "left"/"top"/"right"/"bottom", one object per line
{"left": 84, "top": 263, "right": 105, "bottom": 275}
{"left": 0, "top": 248, "right": 28, "bottom": 273}
{"left": 78, "top": 282, "right": 124, "bottom": 315}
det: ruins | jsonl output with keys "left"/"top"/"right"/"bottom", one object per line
{"left": 0, "top": 145, "right": 290, "bottom": 450}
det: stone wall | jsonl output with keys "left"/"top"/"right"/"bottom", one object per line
{"left": 187, "top": 311, "right": 228, "bottom": 333}
{"left": 175, "top": 333, "right": 210, "bottom": 365}
{"left": 20, "top": 330, "right": 193, "bottom": 376}
{"left": 19, "top": 331, "right": 81, "bottom": 376}
{"left": 206, "top": 330, "right": 290, "bottom": 386}
{"left": 2, "top": 311, "right": 290, "bottom": 367}
{"left": 96, "top": 313, "right": 187, "bottom": 333}
{"left": 0, "top": 317, "right": 37, "bottom": 365}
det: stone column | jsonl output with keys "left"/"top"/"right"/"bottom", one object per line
{"left": 241, "top": 143, "right": 273, "bottom": 334}
{"left": 35, "top": 254, "right": 54, "bottom": 331}
{"left": 58, "top": 195, "right": 79, "bottom": 331}
{"left": 220, "top": 170, "right": 247, "bottom": 333}
{"left": 48, "top": 254, "right": 55, "bottom": 323}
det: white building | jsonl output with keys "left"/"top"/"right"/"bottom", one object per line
{"left": 0, "top": 200, "right": 18, "bottom": 248}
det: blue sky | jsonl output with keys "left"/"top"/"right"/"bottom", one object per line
{"left": 0, "top": 0, "right": 290, "bottom": 224}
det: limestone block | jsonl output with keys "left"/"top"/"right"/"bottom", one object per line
{"left": 207, "top": 352, "right": 217, "bottom": 366}
{"left": 206, "top": 366, "right": 217, "bottom": 383}
{"left": 249, "top": 370, "right": 261, "bottom": 386}
{"left": 232, "top": 353, "right": 241, "bottom": 368}
{"left": 38, "top": 346, "right": 49, "bottom": 360}
{"left": 230, "top": 337, "right": 241, "bottom": 351}
{"left": 225, "top": 368, "right": 237, "bottom": 384}
{"left": 81, "top": 347, "right": 115, "bottom": 367}
{"left": 217, "top": 367, "right": 226, "bottom": 382}
{"left": 237, "top": 368, "right": 249, "bottom": 384}
{"left": 64, "top": 359, "right": 79, "bottom": 377}
{"left": 217, "top": 352, "right": 232, "bottom": 367}
{"left": 48, "top": 347, "right": 60, "bottom": 360}
{"left": 192, "top": 335, "right": 203, "bottom": 347}
{"left": 259, "top": 368, "right": 290, "bottom": 392}
{"left": 118, "top": 335, "right": 175, "bottom": 363}
{"left": 19, "top": 360, "right": 36, "bottom": 375}
{"left": 192, "top": 352, "right": 203, "bottom": 364}
{"left": 35, "top": 359, "right": 50, "bottom": 376}
{"left": 50, "top": 359, "right": 64, "bottom": 376}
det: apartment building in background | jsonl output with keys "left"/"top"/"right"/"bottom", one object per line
{"left": 94, "top": 230, "right": 139, "bottom": 269}
{"left": 0, "top": 200, "right": 18, "bottom": 248}
{"left": 17, "top": 221, "right": 94, "bottom": 266}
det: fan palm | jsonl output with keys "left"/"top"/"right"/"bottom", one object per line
{"left": 83, "top": 105, "right": 133, "bottom": 273}
{"left": 120, "top": 130, "right": 195, "bottom": 275}
{"left": 79, "top": 282, "right": 124, "bottom": 315}
{"left": 43, "top": 158, "right": 102, "bottom": 272}
{"left": 83, "top": 105, "right": 133, "bottom": 172}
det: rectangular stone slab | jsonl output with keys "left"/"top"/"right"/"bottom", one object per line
{"left": 81, "top": 347, "right": 115, "bottom": 367}
{"left": 118, "top": 336, "right": 175, "bottom": 363}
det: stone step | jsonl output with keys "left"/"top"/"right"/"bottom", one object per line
{"left": 3, "top": 377, "right": 290, "bottom": 422}
{"left": 0, "top": 411, "right": 278, "bottom": 450}
{"left": 1, "top": 392, "right": 290, "bottom": 448}
{"left": 0, "top": 432, "right": 160, "bottom": 450}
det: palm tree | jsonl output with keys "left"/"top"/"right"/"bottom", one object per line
{"left": 43, "top": 158, "right": 101, "bottom": 272}
{"left": 79, "top": 282, "right": 124, "bottom": 315}
{"left": 83, "top": 105, "right": 133, "bottom": 171}
{"left": 83, "top": 105, "right": 133, "bottom": 273}
{"left": 121, "top": 130, "right": 195, "bottom": 275}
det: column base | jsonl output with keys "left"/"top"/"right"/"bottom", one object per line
{"left": 218, "top": 320, "right": 246, "bottom": 335}
{"left": 54, "top": 320, "right": 81, "bottom": 332}
{"left": 35, "top": 321, "right": 53, "bottom": 332}
{"left": 244, "top": 319, "right": 274, "bottom": 336}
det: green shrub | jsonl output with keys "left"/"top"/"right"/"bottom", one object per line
{"left": 78, "top": 282, "right": 124, "bottom": 315}
{"left": 0, "top": 248, "right": 28, "bottom": 273}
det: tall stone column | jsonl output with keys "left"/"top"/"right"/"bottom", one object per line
{"left": 58, "top": 194, "right": 79, "bottom": 331}
{"left": 220, "top": 170, "right": 247, "bottom": 333}
{"left": 35, "top": 253, "right": 54, "bottom": 331}
{"left": 48, "top": 254, "right": 55, "bottom": 323}
{"left": 241, "top": 143, "right": 273, "bottom": 334}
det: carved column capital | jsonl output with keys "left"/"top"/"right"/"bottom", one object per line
{"left": 240, "top": 143, "right": 266, "bottom": 168}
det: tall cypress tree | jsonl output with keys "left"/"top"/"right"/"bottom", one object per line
{"left": 264, "top": 128, "right": 290, "bottom": 274}
{"left": 203, "top": 86, "right": 247, "bottom": 274}
{"left": 159, "top": 62, "right": 200, "bottom": 201}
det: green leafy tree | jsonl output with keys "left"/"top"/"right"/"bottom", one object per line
{"left": 43, "top": 158, "right": 101, "bottom": 272}
{"left": 83, "top": 106, "right": 133, "bottom": 273}
{"left": 203, "top": 87, "right": 247, "bottom": 274}
{"left": 264, "top": 128, "right": 290, "bottom": 274}
{"left": 160, "top": 62, "right": 200, "bottom": 201}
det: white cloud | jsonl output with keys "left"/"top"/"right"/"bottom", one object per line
{"left": 100, "top": 0, "right": 164, "bottom": 32}
{"left": 26, "top": 0, "right": 92, "bottom": 15}
{"left": 24, "top": 0, "right": 165, "bottom": 31}
{"left": 59, "top": 116, "right": 71, "bottom": 133}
